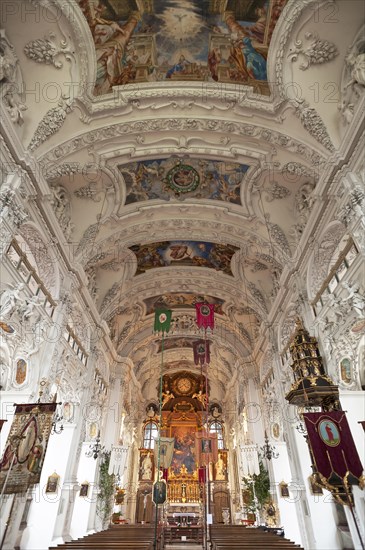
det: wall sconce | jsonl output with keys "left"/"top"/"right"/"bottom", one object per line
{"left": 51, "top": 404, "right": 64, "bottom": 435}
{"left": 259, "top": 431, "right": 279, "bottom": 460}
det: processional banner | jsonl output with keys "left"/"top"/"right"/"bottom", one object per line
{"left": 0, "top": 402, "right": 57, "bottom": 494}
{"left": 303, "top": 411, "right": 364, "bottom": 487}
{"left": 239, "top": 444, "right": 260, "bottom": 476}
{"left": 108, "top": 445, "right": 129, "bottom": 476}
{"left": 154, "top": 309, "right": 172, "bottom": 334}
{"left": 153, "top": 437, "right": 175, "bottom": 469}
{"left": 193, "top": 339, "right": 210, "bottom": 366}
{"left": 195, "top": 303, "right": 215, "bottom": 330}
{"left": 195, "top": 432, "right": 218, "bottom": 466}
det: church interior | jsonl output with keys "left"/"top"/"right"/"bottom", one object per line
{"left": 0, "top": 0, "right": 364, "bottom": 549}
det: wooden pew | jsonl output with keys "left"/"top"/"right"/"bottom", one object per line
{"left": 49, "top": 524, "right": 156, "bottom": 550}
{"left": 209, "top": 525, "right": 303, "bottom": 550}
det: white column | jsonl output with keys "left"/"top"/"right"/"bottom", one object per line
{"left": 70, "top": 443, "right": 98, "bottom": 539}
{"left": 291, "top": 428, "right": 343, "bottom": 550}
{"left": 270, "top": 442, "right": 303, "bottom": 547}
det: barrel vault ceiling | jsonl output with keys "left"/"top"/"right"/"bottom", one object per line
{"left": 2, "top": 0, "right": 363, "bottom": 403}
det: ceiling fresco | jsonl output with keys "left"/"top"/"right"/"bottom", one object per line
{"left": 144, "top": 293, "right": 224, "bottom": 315}
{"left": 129, "top": 241, "right": 239, "bottom": 275}
{"left": 78, "top": 0, "right": 287, "bottom": 95}
{"left": 119, "top": 158, "right": 249, "bottom": 205}
{"left": 156, "top": 337, "right": 194, "bottom": 354}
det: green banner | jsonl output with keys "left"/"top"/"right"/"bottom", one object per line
{"left": 154, "top": 309, "right": 172, "bottom": 334}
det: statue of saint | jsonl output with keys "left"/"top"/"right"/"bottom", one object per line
{"left": 141, "top": 452, "right": 153, "bottom": 480}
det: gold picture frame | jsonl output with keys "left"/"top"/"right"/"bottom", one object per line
{"left": 79, "top": 481, "right": 89, "bottom": 497}
{"left": 309, "top": 475, "right": 323, "bottom": 495}
{"left": 279, "top": 481, "right": 289, "bottom": 498}
{"left": 46, "top": 472, "right": 60, "bottom": 493}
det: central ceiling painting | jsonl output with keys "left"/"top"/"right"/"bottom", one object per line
{"left": 78, "top": 0, "right": 287, "bottom": 95}
{"left": 119, "top": 158, "right": 249, "bottom": 205}
{"left": 130, "top": 241, "right": 238, "bottom": 275}
{"left": 144, "top": 293, "right": 224, "bottom": 315}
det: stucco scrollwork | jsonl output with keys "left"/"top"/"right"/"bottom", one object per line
{"left": 288, "top": 32, "right": 338, "bottom": 70}
{"left": 339, "top": 29, "right": 365, "bottom": 124}
{"left": 49, "top": 183, "right": 74, "bottom": 241}
{"left": 28, "top": 95, "right": 73, "bottom": 152}
{"left": 0, "top": 31, "right": 27, "bottom": 125}
{"left": 24, "top": 32, "right": 74, "bottom": 69}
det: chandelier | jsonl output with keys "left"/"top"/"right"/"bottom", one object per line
{"left": 259, "top": 430, "right": 279, "bottom": 460}
{"left": 86, "top": 430, "right": 105, "bottom": 460}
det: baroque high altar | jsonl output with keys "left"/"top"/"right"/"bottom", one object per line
{"left": 137, "top": 372, "right": 230, "bottom": 523}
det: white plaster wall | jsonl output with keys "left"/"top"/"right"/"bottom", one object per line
{"left": 70, "top": 442, "right": 97, "bottom": 540}
{"left": 292, "top": 428, "right": 343, "bottom": 550}
{"left": 20, "top": 424, "right": 76, "bottom": 550}
{"left": 270, "top": 442, "right": 303, "bottom": 547}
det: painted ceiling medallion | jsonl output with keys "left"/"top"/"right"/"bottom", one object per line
{"left": 166, "top": 163, "right": 200, "bottom": 194}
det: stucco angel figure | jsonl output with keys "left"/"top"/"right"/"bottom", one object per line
{"left": 17, "top": 295, "right": 42, "bottom": 321}
{"left": 345, "top": 52, "right": 365, "bottom": 90}
{"left": 0, "top": 282, "right": 25, "bottom": 318}
{"left": 342, "top": 281, "right": 365, "bottom": 318}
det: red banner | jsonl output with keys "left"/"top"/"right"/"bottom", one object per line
{"left": 193, "top": 340, "right": 210, "bottom": 366}
{"left": 303, "top": 411, "right": 364, "bottom": 486}
{"left": 195, "top": 303, "right": 214, "bottom": 330}
{"left": 198, "top": 467, "right": 207, "bottom": 483}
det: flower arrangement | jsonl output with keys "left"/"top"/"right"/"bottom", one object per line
{"left": 115, "top": 487, "right": 125, "bottom": 505}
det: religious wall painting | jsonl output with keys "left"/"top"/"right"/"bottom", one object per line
{"left": 15, "top": 358, "right": 27, "bottom": 385}
{"left": 0, "top": 321, "right": 15, "bottom": 334}
{"left": 119, "top": 159, "right": 249, "bottom": 205}
{"left": 63, "top": 402, "right": 75, "bottom": 422}
{"left": 46, "top": 472, "right": 60, "bottom": 493}
{"left": 272, "top": 422, "right": 280, "bottom": 440}
{"left": 170, "top": 424, "right": 196, "bottom": 476}
{"left": 214, "top": 450, "right": 228, "bottom": 481}
{"left": 139, "top": 449, "right": 154, "bottom": 482}
{"left": 130, "top": 241, "right": 238, "bottom": 276}
{"left": 79, "top": 481, "right": 90, "bottom": 497}
{"left": 78, "top": 0, "right": 287, "bottom": 95}
{"left": 339, "top": 357, "right": 352, "bottom": 384}
{"left": 156, "top": 337, "right": 193, "bottom": 354}
{"left": 279, "top": 481, "right": 289, "bottom": 498}
{"left": 144, "top": 293, "right": 224, "bottom": 315}
{"left": 309, "top": 475, "right": 323, "bottom": 496}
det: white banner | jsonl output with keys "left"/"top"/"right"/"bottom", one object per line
{"left": 108, "top": 445, "right": 129, "bottom": 476}
{"left": 239, "top": 444, "right": 260, "bottom": 476}
{"left": 153, "top": 437, "right": 175, "bottom": 469}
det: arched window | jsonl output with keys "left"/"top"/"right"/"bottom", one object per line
{"left": 210, "top": 421, "right": 224, "bottom": 449}
{"left": 143, "top": 422, "right": 158, "bottom": 449}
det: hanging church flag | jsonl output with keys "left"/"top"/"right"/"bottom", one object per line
{"left": 239, "top": 444, "right": 260, "bottom": 476}
{"left": 195, "top": 431, "right": 218, "bottom": 466}
{"left": 0, "top": 402, "right": 57, "bottom": 494}
{"left": 108, "top": 445, "right": 129, "bottom": 476}
{"left": 153, "top": 479, "right": 167, "bottom": 505}
{"left": 193, "top": 339, "right": 210, "bottom": 366}
{"left": 303, "top": 412, "right": 364, "bottom": 487}
{"left": 198, "top": 466, "right": 207, "bottom": 483}
{"left": 195, "top": 303, "right": 215, "bottom": 330}
{"left": 154, "top": 309, "right": 172, "bottom": 334}
{"left": 153, "top": 437, "right": 175, "bottom": 469}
